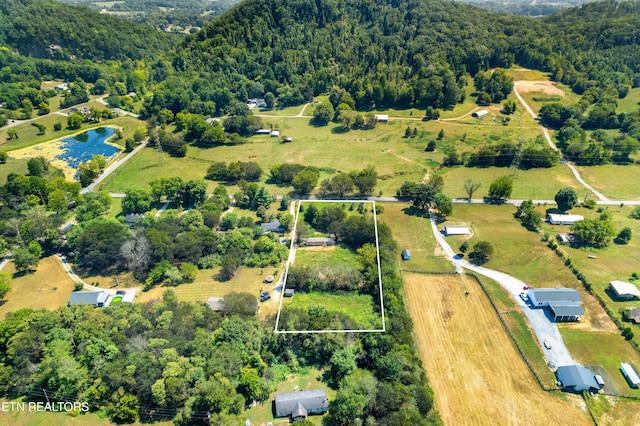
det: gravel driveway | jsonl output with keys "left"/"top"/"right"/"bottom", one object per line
{"left": 429, "top": 213, "right": 575, "bottom": 367}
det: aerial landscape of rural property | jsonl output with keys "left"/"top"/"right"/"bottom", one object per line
{"left": 1, "top": 0, "right": 640, "bottom": 424}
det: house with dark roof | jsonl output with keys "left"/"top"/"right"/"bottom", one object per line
{"left": 527, "top": 288, "right": 584, "bottom": 322}
{"left": 556, "top": 365, "right": 601, "bottom": 393}
{"left": 274, "top": 389, "right": 328, "bottom": 421}
{"left": 68, "top": 291, "right": 108, "bottom": 307}
{"left": 124, "top": 213, "right": 144, "bottom": 227}
{"left": 260, "top": 219, "right": 282, "bottom": 233}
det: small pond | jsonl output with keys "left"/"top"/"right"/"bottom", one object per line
{"left": 55, "top": 127, "right": 121, "bottom": 169}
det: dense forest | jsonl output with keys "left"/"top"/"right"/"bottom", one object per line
{"left": 0, "top": 0, "right": 178, "bottom": 60}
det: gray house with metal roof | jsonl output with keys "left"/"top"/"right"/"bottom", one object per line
{"left": 68, "top": 291, "right": 108, "bottom": 307}
{"left": 556, "top": 365, "right": 600, "bottom": 392}
{"left": 274, "top": 389, "right": 328, "bottom": 421}
{"left": 528, "top": 288, "right": 584, "bottom": 322}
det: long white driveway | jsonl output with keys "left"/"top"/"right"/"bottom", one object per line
{"left": 429, "top": 212, "right": 575, "bottom": 367}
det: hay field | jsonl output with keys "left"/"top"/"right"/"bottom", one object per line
{"left": 403, "top": 273, "right": 592, "bottom": 426}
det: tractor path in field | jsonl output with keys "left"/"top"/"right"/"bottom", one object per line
{"left": 429, "top": 211, "right": 575, "bottom": 367}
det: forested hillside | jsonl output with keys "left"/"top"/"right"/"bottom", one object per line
{"left": 0, "top": 0, "right": 178, "bottom": 61}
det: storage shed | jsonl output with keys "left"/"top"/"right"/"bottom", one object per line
{"left": 284, "top": 289, "right": 295, "bottom": 298}
{"left": 472, "top": 109, "right": 488, "bottom": 118}
{"left": 442, "top": 225, "right": 470, "bottom": 236}
{"left": 609, "top": 280, "right": 640, "bottom": 300}
{"left": 274, "top": 389, "right": 328, "bottom": 421}
{"left": 374, "top": 114, "right": 388, "bottom": 122}
{"left": 401, "top": 249, "right": 411, "bottom": 260}
{"left": 271, "top": 130, "right": 280, "bottom": 138}
{"left": 621, "top": 363, "right": 640, "bottom": 388}
{"left": 547, "top": 214, "right": 584, "bottom": 225}
{"left": 68, "top": 291, "right": 108, "bottom": 307}
{"left": 305, "top": 237, "right": 335, "bottom": 246}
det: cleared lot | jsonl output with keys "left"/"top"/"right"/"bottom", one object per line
{"left": 403, "top": 273, "right": 592, "bottom": 426}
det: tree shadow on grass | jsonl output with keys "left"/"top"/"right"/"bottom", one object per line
{"left": 401, "top": 206, "right": 429, "bottom": 218}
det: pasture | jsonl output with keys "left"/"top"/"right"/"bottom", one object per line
{"left": 0, "top": 158, "right": 28, "bottom": 184}
{"left": 0, "top": 256, "right": 77, "bottom": 319}
{"left": 403, "top": 273, "right": 592, "bottom": 425}
{"left": 574, "top": 164, "right": 640, "bottom": 201}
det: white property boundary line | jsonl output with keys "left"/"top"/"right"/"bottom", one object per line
{"left": 274, "top": 199, "right": 386, "bottom": 334}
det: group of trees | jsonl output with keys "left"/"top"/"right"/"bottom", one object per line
{"left": 206, "top": 161, "right": 262, "bottom": 183}
{"left": 397, "top": 175, "right": 453, "bottom": 218}
{"left": 317, "top": 167, "right": 379, "bottom": 199}
{"left": 465, "top": 141, "right": 560, "bottom": 169}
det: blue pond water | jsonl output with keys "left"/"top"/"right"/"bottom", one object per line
{"left": 56, "top": 127, "right": 121, "bottom": 169}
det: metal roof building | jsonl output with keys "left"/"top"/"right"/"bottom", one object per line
{"left": 442, "top": 225, "right": 470, "bottom": 236}
{"left": 556, "top": 365, "right": 600, "bottom": 392}
{"left": 260, "top": 219, "right": 282, "bottom": 233}
{"left": 547, "top": 213, "right": 584, "bottom": 225}
{"left": 472, "top": 109, "right": 488, "bottom": 118}
{"left": 305, "top": 237, "right": 335, "bottom": 246}
{"left": 609, "top": 280, "right": 640, "bottom": 300}
{"left": 68, "top": 291, "right": 108, "bottom": 307}
{"left": 401, "top": 249, "right": 411, "bottom": 260}
{"left": 621, "top": 363, "right": 640, "bottom": 388}
{"left": 274, "top": 389, "right": 328, "bottom": 421}
{"left": 528, "top": 288, "right": 584, "bottom": 322}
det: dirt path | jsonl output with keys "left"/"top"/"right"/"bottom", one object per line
{"left": 404, "top": 273, "right": 592, "bottom": 426}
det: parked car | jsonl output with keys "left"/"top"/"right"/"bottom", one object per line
{"left": 544, "top": 340, "right": 552, "bottom": 349}
{"left": 523, "top": 285, "right": 531, "bottom": 290}
{"left": 116, "top": 290, "right": 126, "bottom": 296}
{"left": 260, "top": 291, "right": 270, "bottom": 302}
{"left": 519, "top": 292, "right": 527, "bottom": 302}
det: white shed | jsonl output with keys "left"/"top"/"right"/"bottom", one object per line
{"left": 374, "top": 114, "right": 388, "bottom": 122}
{"left": 271, "top": 130, "right": 280, "bottom": 138}
{"left": 442, "top": 225, "right": 470, "bottom": 236}
{"left": 547, "top": 214, "right": 584, "bottom": 225}
{"left": 609, "top": 281, "right": 640, "bottom": 300}
{"left": 472, "top": 109, "right": 488, "bottom": 118}
{"left": 621, "top": 363, "right": 640, "bottom": 388}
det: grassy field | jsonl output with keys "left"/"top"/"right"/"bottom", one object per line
{"left": 0, "top": 158, "right": 29, "bottom": 184}
{"left": 586, "top": 393, "right": 640, "bottom": 425}
{"left": 439, "top": 165, "right": 583, "bottom": 200}
{"left": 574, "top": 164, "right": 640, "bottom": 200}
{"left": 0, "top": 256, "right": 77, "bottom": 319}
{"left": 617, "top": 87, "right": 640, "bottom": 114}
{"left": 403, "top": 273, "right": 592, "bottom": 425}
{"left": 378, "top": 202, "right": 454, "bottom": 271}
{"left": 279, "top": 291, "right": 382, "bottom": 330}
{"left": 243, "top": 367, "right": 334, "bottom": 425}
{"left": 560, "top": 328, "right": 640, "bottom": 398}
{"left": 294, "top": 245, "right": 361, "bottom": 269}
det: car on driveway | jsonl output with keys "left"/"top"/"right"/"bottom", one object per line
{"left": 520, "top": 292, "right": 527, "bottom": 302}
{"left": 260, "top": 291, "right": 270, "bottom": 302}
{"left": 544, "top": 340, "right": 552, "bottom": 349}
{"left": 523, "top": 285, "right": 531, "bottom": 290}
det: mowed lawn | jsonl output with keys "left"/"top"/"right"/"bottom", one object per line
{"left": 279, "top": 291, "right": 382, "bottom": 330}
{"left": 294, "top": 245, "right": 361, "bottom": 269}
{"left": 403, "top": 273, "right": 592, "bottom": 426}
{"left": 378, "top": 202, "right": 455, "bottom": 271}
{"left": 0, "top": 256, "right": 77, "bottom": 318}
{"left": 0, "top": 158, "right": 29, "bottom": 184}
{"left": 439, "top": 165, "right": 583, "bottom": 200}
{"left": 574, "top": 164, "right": 640, "bottom": 200}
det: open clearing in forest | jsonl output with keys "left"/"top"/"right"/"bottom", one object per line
{"left": 514, "top": 80, "right": 566, "bottom": 97}
{"left": 0, "top": 256, "right": 76, "bottom": 318}
{"left": 403, "top": 273, "right": 592, "bottom": 426}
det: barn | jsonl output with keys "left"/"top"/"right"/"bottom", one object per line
{"left": 374, "top": 114, "right": 388, "bottom": 122}
{"left": 556, "top": 365, "right": 601, "bottom": 393}
{"left": 274, "top": 389, "right": 328, "bottom": 421}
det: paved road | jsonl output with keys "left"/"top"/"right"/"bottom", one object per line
{"left": 513, "top": 83, "right": 609, "bottom": 202}
{"left": 80, "top": 140, "right": 146, "bottom": 194}
{"left": 428, "top": 211, "right": 575, "bottom": 367}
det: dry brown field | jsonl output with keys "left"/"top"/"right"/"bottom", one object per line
{"left": 403, "top": 273, "right": 593, "bottom": 426}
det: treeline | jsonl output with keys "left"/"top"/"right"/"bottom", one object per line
{"left": 0, "top": 0, "right": 178, "bottom": 61}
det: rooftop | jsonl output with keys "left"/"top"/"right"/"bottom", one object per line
{"left": 557, "top": 364, "right": 599, "bottom": 391}
{"left": 529, "top": 288, "right": 581, "bottom": 303}
{"left": 68, "top": 291, "right": 107, "bottom": 306}
{"left": 609, "top": 280, "right": 640, "bottom": 298}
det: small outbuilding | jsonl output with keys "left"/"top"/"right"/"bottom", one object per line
{"left": 54, "top": 83, "right": 69, "bottom": 91}
{"left": 305, "top": 237, "right": 335, "bottom": 246}
{"left": 284, "top": 289, "right": 295, "bottom": 298}
{"left": 609, "top": 280, "right": 640, "bottom": 300}
{"left": 621, "top": 363, "right": 640, "bottom": 388}
{"left": 442, "top": 225, "right": 470, "bottom": 236}
{"left": 628, "top": 307, "right": 640, "bottom": 324}
{"left": 401, "top": 249, "right": 411, "bottom": 261}
{"left": 472, "top": 109, "right": 488, "bottom": 118}
{"left": 282, "top": 137, "right": 293, "bottom": 143}
{"left": 274, "top": 389, "right": 328, "bottom": 421}
{"left": 547, "top": 214, "right": 584, "bottom": 225}
{"left": 374, "top": 114, "right": 388, "bottom": 122}
{"left": 124, "top": 213, "right": 144, "bottom": 227}
{"left": 271, "top": 130, "right": 280, "bottom": 138}
{"left": 255, "top": 129, "right": 271, "bottom": 135}
{"left": 264, "top": 275, "right": 275, "bottom": 283}
{"left": 556, "top": 365, "right": 600, "bottom": 393}
{"left": 68, "top": 291, "right": 108, "bottom": 307}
